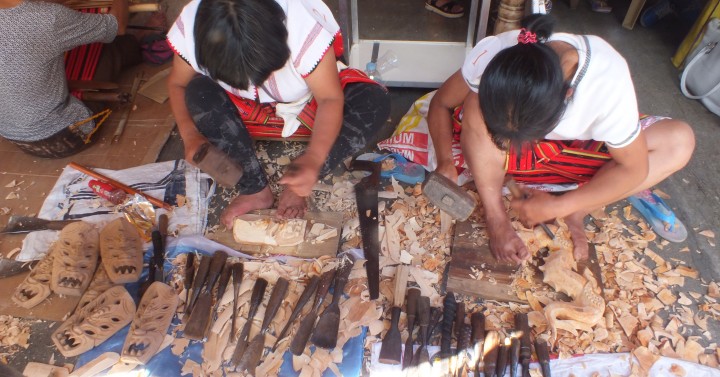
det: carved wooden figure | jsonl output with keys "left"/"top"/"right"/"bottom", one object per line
{"left": 100, "top": 218, "right": 143, "bottom": 284}
{"left": 51, "top": 221, "right": 100, "bottom": 296}
{"left": 12, "top": 248, "right": 55, "bottom": 309}
{"left": 77, "top": 264, "right": 117, "bottom": 310}
{"left": 121, "top": 282, "right": 178, "bottom": 365}
{"left": 52, "top": 285, "right": 135, "bottom": 357}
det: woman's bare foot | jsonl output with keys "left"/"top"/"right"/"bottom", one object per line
{"left": 277, "top": 188, "right": 308, "bottom": 219}
{"left": 220, "top": 186, "right": 274, "bottom": 228}
{"left": 566, "top": 211, "right": 589, "bottom": 261}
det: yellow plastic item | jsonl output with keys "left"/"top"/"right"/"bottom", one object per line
{"left": 672, "top": 0, "right": 720, "bottom": 68}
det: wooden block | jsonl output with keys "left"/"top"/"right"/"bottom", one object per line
{"left": 445, "top": 221, "right": 526, "bottom": 303}
{"left": 138, "top": 68, "right": 171, "bottom": 104}
{"left": 22, "top": 362, "right": 71, "bottom": 377}
{"left": 207, "top": 210, "right": 342, "bottom": 258}
{"left": 69, "top": 352, "right": 119, "bottom": 377}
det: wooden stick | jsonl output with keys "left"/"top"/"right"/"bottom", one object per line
{"left": 68, "top": 162, "right": 173, "bottom": 210}
{"left": 112, "top": 73, "right": 142, "bottom": 144}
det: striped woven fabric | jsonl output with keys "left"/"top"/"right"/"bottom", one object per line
{"left": 506, "top": 140, "right": 611, "bottom": 184}
{"left": 64, "top": 8, "right": 106, "bottom": 99}
{"left": 226, "top": 67, "right": 380, "bottom": 140}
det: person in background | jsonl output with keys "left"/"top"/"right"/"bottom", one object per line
{"left": 166, "top": 0, "right": 390, "bottom": 228}
{"left": 0, "top": 0, "right": 136, "bottom": 158}
{"left": 427, "top": 14, "right": 694, "bottom": 262}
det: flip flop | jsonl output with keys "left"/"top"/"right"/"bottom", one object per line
{"left": 425, "top": 0, "right": 465, "bottom": 18}
{"left": 356, "top": 153, "right": 426, "bottom": 185}
{"left": 627, "top": 191, "right": 688, "bottom": 243}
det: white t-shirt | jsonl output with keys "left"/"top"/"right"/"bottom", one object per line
{"left": 461, "top": 30, "right": 640, "bottom": 148}
{"left": 167, "top": 0, "right": 339, "bottom": 104}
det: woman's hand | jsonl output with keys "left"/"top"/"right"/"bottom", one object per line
{"left": 278, "top": 153, "right": 323, "bottom": 197}
{"left": 510, "top": 189, "right": 559, "bottom": 227}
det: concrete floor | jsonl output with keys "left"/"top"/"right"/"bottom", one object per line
{"left": 159, "top": 0, "right": 720, "bottom": 285}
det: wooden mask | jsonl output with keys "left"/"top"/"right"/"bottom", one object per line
{"left": 121, "top": 282, "right": 179, "bottom": 365}
{"left": 52, "top": 285, "right": 135, "bottom": 357}
{"left": 51, "top": 221, "right": 99, "bottom": 296}
{"left": 12, "top": 248, "right": 55, "bottom": 309}
{"left": 100, "top": 218, "right": 143, "bottom": 284}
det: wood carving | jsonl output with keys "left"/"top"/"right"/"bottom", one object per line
{"left": 51, "top": 221, "right": 100, "bottom": 296}
{"left": 100, "top": 218, "right": 143, "bottom": 284}
{"left": 233, "top": 215, "right": 307, "bottom": 246}
{"left": 121, "top": 282, "right": 178, "bottom": 365}
{"left": 539, "top": 248, "right": 605, "bottom": 341}
{"left": 53, "top": 285, "right": 135, "bottom": 357}
{"left": 12, "top": 248, "right": 55, "bottom": 309}
{"left": 77, "top": 264, "right": 117, "bottom": 310}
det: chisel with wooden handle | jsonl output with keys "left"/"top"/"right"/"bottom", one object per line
{"left": 230, "top": 277, "right": 268, "bottom": 366}
{"left": 183, "top": 253, "right": 195, "bottom": 313}
{"left": 483, "top": 330, "right": 500, "bottom": 377}
{"left": 310, "top": 256, "right": 355, "bottom": 349}
{"left": 411, "top": 296, "right": 431, "bottom": 368}
{"left": 402, "top": 288, "right": 421, "bottom": 369}
{"left": 534, "top": 338, "right": 552, "bottom": 377}
{"left": 289, "top": 269, "right": 335, "bottom": 355}
{"left": 506, "top": 179, "right": 555, "bottom": 239}
{"left": 183, "top": 250, "right": 228, "bottom": 340}
{"left": 516, "top": 313, "right": 532, "bottom": 377}
{"left": 471, "top": 312, "right": 486, "bottom": 375}
{"left": 212, "top": 262, "right": 233, "bottom": 318}
{"left": 231, "top": 263, "right": 244, "bottom": 339}
{"left": 237, "top": 278, "right": 289, "bottom": 375}
{"left": 272, "top": 275, "right": 320, "bottom": 352}
{"left": 379, "top": 265, "right": 409, "bottom": 365}
{"left": 185, "top": 254, "right": 211, "bottom": 318}
{"left": 510, "top": 334, "right": 520, "bottom": 377}
{"left": 496, "top": 336, "right": 510, "bottom": 377}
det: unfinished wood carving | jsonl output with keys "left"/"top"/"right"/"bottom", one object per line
{"left": 76, "top": 264, "right": 117, "bottom": 310}
{"left": 100, "top": 218, "right": 143, "bottom": 284}
{"left": 51, "top": 221, "right": 100, "bottom": 296}
{"left": 539, "top": 248, "right": 605, "bottom": 341}
{"left": 12, "top": 249, "right": 55, "bottom": 309}
{"left": 121, "top": 282, "right": 178, "bottom": 365}
{"left": 53, "top": 286, "right": 135, "bottom": 357}
{"left": 232, "top": 215, "right": 307, "bottom": 246}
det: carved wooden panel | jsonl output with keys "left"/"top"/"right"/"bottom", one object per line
{"left": 121, "top": 282, "right": 178, "bottom": 365}
{"left": 12, "top": 248, "right": 55, "bottom": 309}
{"left": 51, "top": 222, "right": 100, "bottom": 296}
{"left": 100, "top": 218, "right": 143, "bottom": 284}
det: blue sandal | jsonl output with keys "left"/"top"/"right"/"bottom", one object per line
{"left": 356, "top": 153, "right": 426, "bottom": 185}
{"left": 627, "top": 191, "right": 688, "bottom": 243}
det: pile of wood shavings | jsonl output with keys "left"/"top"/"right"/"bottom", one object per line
{"left": 0, "top": 315, "right": 31, "bottom": 357}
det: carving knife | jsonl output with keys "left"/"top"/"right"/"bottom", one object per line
{"left": 402, "top": 287, "right": 421, "bottom": 369}
{"left": 183, "top": 250, "right": 228, "bottom": 340}
{"left": 0, "top": 258, "right": 38, "bottom": 279}
{"left": 310, "top": 256, "right": 355, "bottom": 349}
{"left": 237, "top": 278, "right": 289, "bottom": 375}
{"left": 379, "top": 265, "right": 409, "bottom": 365}
{"left": 230, "top": 277, "right": 268, "bottom": 366}
{"left": 186, "top": 254, "right": 211, "bottom": 317}
{"left": 272, "top": 275, "right": 320, "bottom": 352}
{"left": 506, "top": 179, "right": 555, "bottom": 239}
{"left": 231, "top": 263, "right": 244, "bottom": 339}
{"left": 183, "top": 253, "right": 196, "bottom": 313}
{"left": 289, "top": 269, "right": 335, "bottom": 355}
{"left": 0, "top": 216, "right": 78, "bottom": 234}
{"left": 349, "top": 160, "right": 381, "bottom": 300}
{"left": 534, "top": 338, "right": 552, "bottom": 377}
{"left": 516, "top": 313, "right": 532, "bottom": 377}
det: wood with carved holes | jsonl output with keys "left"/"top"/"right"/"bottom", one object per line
{"left": 121, "top": 282, "right": 178, "bottom": 365}
{"left": 51, "top": 221, "right": 100, "bottom": 296}
{"left": 12, "top": 248, "right": 55, "bottom": 309}
{"left": 100, "top": 218, "right": 143, "bottom": 284}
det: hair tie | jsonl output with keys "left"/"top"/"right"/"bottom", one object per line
{"left": 518, "top": 28, "right": 538, "bottom": 44}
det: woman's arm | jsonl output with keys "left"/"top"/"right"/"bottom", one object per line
{"left": 279, "top": 51, "right": 343, "bottom": 197}
{"left": 427, "top": 70, "right": 470, "bottom": 182}
{"left": 167, "top": 54, "right": 207, "bottom": 162}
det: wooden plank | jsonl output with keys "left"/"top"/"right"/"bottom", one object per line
{"left": 206, "top": 210, "right": 342, "bottom": 258}
{"left": 445, "top": 220, "right": 526, "bottom": 303}
{"left": 622, "top": 0, "right": 647, "bottom": 29}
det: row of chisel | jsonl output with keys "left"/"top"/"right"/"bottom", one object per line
{"left": 378, "top": 287, "right": 553, "bottom": 377}
{"left": 180, "top": 252, "right": 356, "bottom": 376}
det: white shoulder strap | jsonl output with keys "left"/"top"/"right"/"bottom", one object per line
{"left": 680, "top": 42, "right": 720, "bottom": 99}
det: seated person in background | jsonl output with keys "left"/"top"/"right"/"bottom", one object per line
{"left": 166, "top": 0, "right": 390, "bottom": 227}
{"left": 427, "top": 14, "right": 694, "bottom": 262}
{"left": 0, "top": 0, "right": 137, "bottom": 158}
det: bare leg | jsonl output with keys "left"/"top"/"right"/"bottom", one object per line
{"left": 631, "top": 119, "right": 695, "bottom": 193}
{"left": 277, "top": 188, "right": 308, "bottom": 219}
{"left": 220, "top": 186, "right": 274, "bottom": 228}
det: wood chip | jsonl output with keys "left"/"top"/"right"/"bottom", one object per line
{"left": 669, "top": 364, "right": 686, "bottom": 377}
{"left": 657, "top": 289, "right": 677, "bottom": 305}
{"left": 699, "top": 229, "right": 715, "bottom": 238}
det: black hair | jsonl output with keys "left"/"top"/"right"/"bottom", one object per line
{"left": 194, "top": 0, "right": 290, "bottom": 90}
{"left": 478, "top": 14, "right": 569, "bottom": 149}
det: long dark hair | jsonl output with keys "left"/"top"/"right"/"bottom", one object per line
{"left": 479, "top": 14, "right": 569, "bottom": 149}
{"left": 194, "top": 0, "right": 290, "bottom": 90}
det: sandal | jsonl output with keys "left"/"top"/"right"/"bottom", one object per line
{"left": 590, "top": 0, "right": 612, "bottom": 13}
{"left": 356, "top": 152, "right": 426, "bottom": 185}
{"left": 425, "top": 0, "right": 465, "bottom": 18}
{"left": 627, "top": 190, "right": 688, "bottom": 243}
